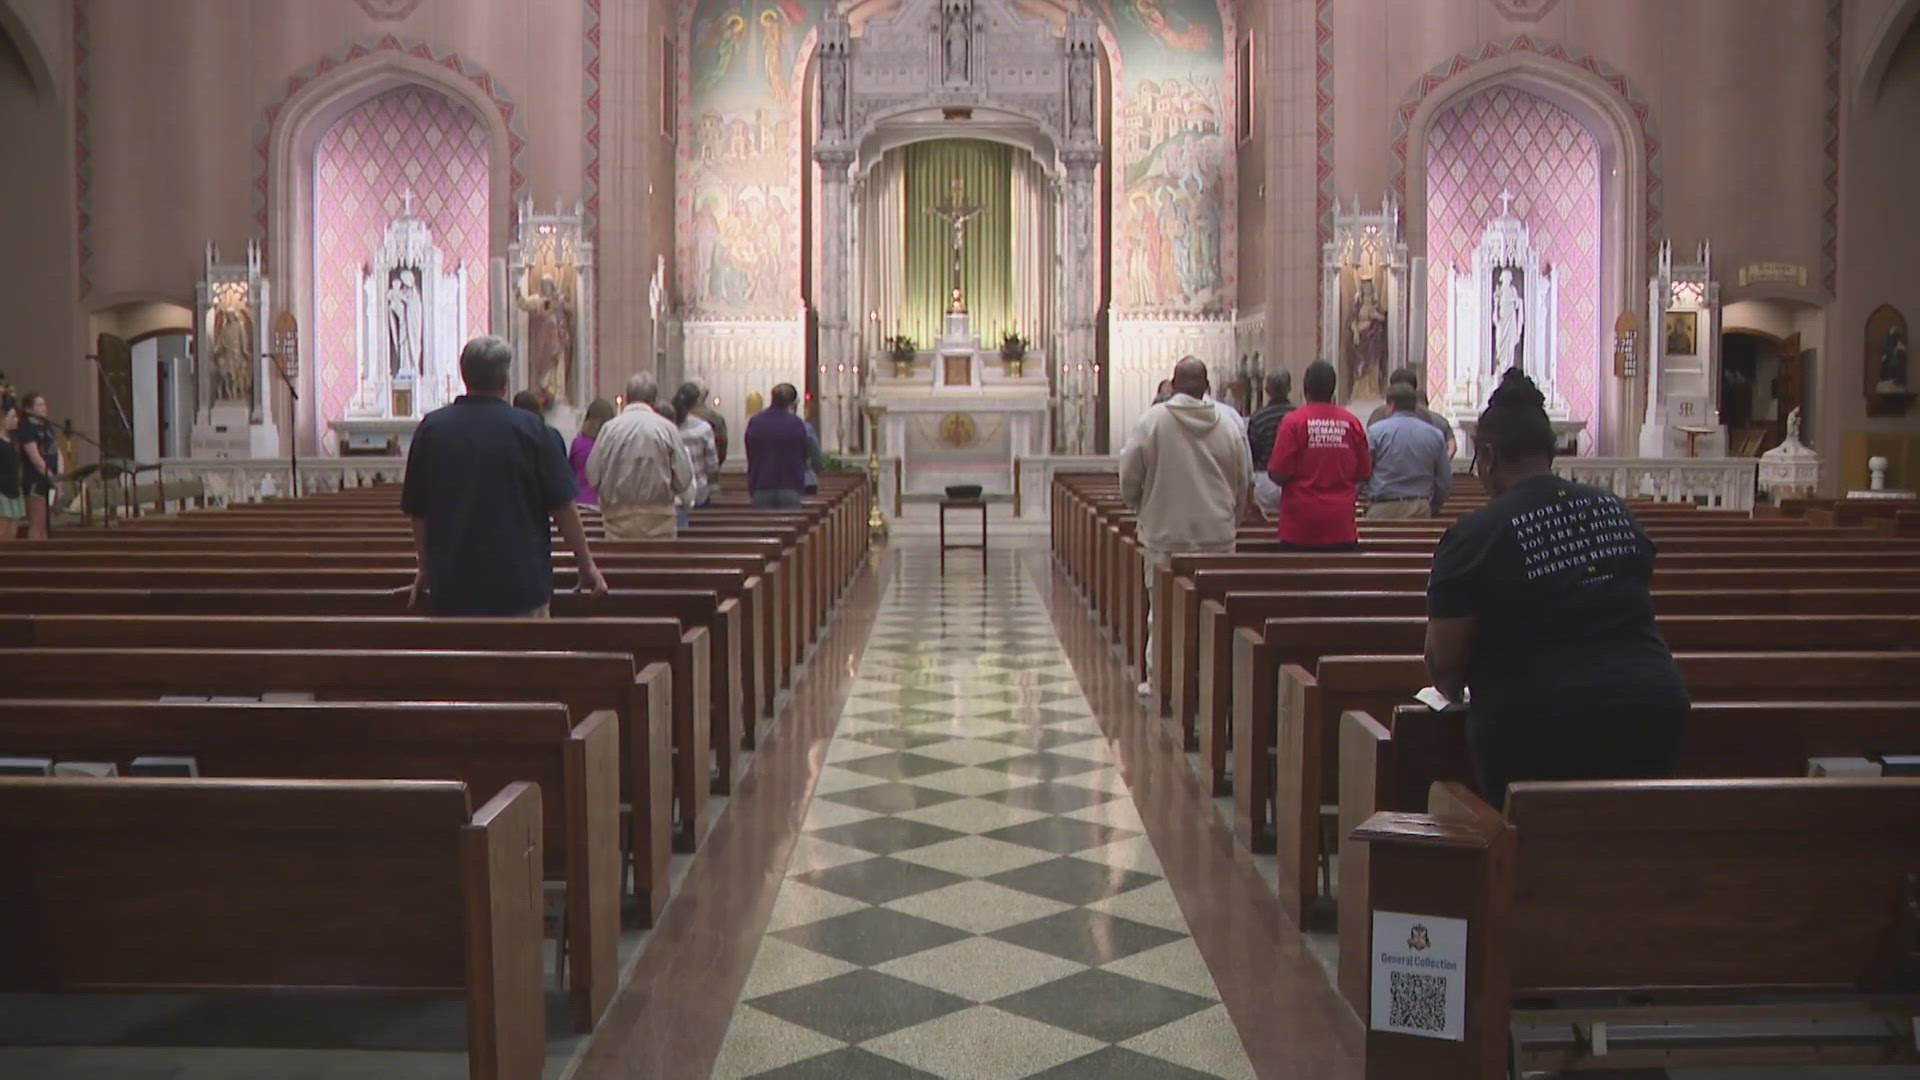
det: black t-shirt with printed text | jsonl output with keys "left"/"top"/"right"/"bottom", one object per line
{"left": 1426, "top": 474, "right": 1687, "bottom": 725}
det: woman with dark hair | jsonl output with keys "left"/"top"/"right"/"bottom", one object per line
{"left": 16, "top": 392, "right": 58, "bottom": 540}
{"left": 570, "top": 398, "right": 616, "bottom": 508}
{"left": 0, "top": 397, "right": 23, "bottom": 542}
{"left": 672, "top": 382, "right": 719, "bottom": 529}
{"left": 1424, "top": 369, "right": 1688, "bottom": 808}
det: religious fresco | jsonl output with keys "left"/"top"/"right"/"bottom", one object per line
{"left": 1092, "top": 0, "right": 1231, "bottom": 316}
{"left": 680, "top": 0, "right": 827, "bottom": 318}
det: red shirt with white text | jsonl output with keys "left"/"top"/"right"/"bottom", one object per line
{"left": 1268, "top": 401, "right": 1371, "bottom": 546}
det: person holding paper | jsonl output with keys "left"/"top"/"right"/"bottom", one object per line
{"left": 1423, "top": 368, "right": 1688, "bottom": 808}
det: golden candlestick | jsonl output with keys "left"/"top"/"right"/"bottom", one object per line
{"left": 865, "top": 403, "right": 889, "bottom": 539}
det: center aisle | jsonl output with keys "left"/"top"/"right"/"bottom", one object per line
{"left": 709, "top": 545, "right": 1258, "bottom": 1079}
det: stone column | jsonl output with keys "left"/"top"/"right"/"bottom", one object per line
{"left": 817, "top": 147, "right": 854, "bottom": 453}
{"left": 1060, "top": 19, "right": 1104, "bottom": 455}
{"left": 814, "top": 15, "right": 854, "bottom": 454}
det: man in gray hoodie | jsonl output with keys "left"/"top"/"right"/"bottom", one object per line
{"left": 1120, "top": 356, "right": 1252, "bottom": 701}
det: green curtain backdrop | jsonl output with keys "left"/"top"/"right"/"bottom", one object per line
{"left": 900, "top": 139, "right": 1014, "bottom": 351}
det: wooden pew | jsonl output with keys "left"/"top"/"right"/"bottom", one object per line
{"left": 0, "top": 565, "right": 755, "bottom": 783}
{"left": 1168, "top": 545, "right": 1920, "bottom": 731}
{"left": 0, "top": 777, "right": 547, "bottom": 1080}
{"left": 1259, "top": 649, "right": 1920, "bottom": 922}
{"left": 0, "top": 698, "right": 620, "bottom": 1031}
{"left": 1353, "top": 778, "right": 1920, "bottom": 1079}
{"left": 0, "top": 611, "right": 720, "bottom": 812}
{"left": 0, "top": 648, "right": 676, "bottom": 920}
{"left": 1336, "top": 699, "right": 1920, "bottom": 1017}
{"left": 1212, "top": 601, "right": 1920, "bottom": 798}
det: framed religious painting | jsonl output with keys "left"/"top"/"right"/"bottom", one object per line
{"left": 1664, "top": 310, "right": 1698, "bottom": 357}
{"left": 1864, "top": 303, "right": 1914, "bottom": 417}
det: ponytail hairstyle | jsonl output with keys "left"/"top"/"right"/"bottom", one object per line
{"left": 1473, "top": 368, "right": 1557, "bottom": 466}
{"left": 671, "top": 382, "right": 702, "bottom": 426}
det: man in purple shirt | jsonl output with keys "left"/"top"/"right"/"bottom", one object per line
{"left": 744, "top": 383, "right": 822, "bottom": 509}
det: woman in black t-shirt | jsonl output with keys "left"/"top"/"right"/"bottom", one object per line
{"left": 16, "top": 392, "right": 59, "bottom": 540}
{"left": 1424, "top": 369, "right": 1688, "bottom": 808}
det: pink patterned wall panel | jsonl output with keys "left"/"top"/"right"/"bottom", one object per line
{"left": 315, "top": 86, "right": 491, "bottom": 447}
{"left": 1426, "top": 86, "right": 1601, "bottom": 445}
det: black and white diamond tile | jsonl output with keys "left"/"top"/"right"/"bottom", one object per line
{"left": 710, "top": 549, "right": 1255, "bottom": 1080}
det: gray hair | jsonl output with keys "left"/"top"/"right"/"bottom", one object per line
{"left": 458, "top": 335, "right": 513, "bottom": 393}
{"left": 624, "top": 371, "right": 659, "bottom": 404}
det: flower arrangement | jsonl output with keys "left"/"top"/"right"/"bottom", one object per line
{"left": 1000, "top": 331, "right": 1028, "bottom": 377}
{"left": 886, "top": 335, "right": 918, "bottom": 378}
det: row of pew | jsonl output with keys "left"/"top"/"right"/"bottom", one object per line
{"left": 0, "top": 475, "right": 871, "bottom": 1079}
{"left": 1051, "top": 471, "right": 1920, "bottom": 1079}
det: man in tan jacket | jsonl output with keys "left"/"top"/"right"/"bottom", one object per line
{"left": 1120, "top": 356, "right": 1251, "bottom": 699}
{"left": 586, "top": 371, "right": 693, "bottom": 539}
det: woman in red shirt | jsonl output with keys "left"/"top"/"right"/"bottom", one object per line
{"left": 1267, "top": 360, "right": 1370, "bottom": 550}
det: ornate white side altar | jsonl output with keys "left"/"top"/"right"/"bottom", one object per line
{"left": 1441, "top": 193, "right": 1585, "bottom": 455}
{"left": 189, "top": 242, "right": 280, "bottom": 459}
{"left": 1321, "top": 196, "right": 1410, "bottom": 411}
{"left": 327, "top": 195, "right": 467, "bottom": 453}
{"left": 1638, "top": 240, "right": 1725, "bottom": 458}
{"left": 496, "top": 197, "right": 595, "bottom": 437}
{"left": 1444, "top": 194, "right": 1567, "bottom": 417}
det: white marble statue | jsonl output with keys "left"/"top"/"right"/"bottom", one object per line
{"left": 944, "top": 6, "right": 970, "bottom": 82}
{"left": 386, "top": 267, "right": 426, "bottom": 379}
{"left": 1492, "top": 267, "right": 1524, "bottom": 376}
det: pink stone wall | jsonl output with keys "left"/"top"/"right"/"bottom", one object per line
{"left": 1425, "top": 85, "right": 1600, "bottom": 435}
{"left": 312, "top": 86, "right": 491, "bottom": 436}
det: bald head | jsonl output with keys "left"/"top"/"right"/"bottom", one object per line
{"left": 1171, "top": 356, "right": 1209, "bottom": 399}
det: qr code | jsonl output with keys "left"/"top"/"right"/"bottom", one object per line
{"left": 1387, "top": 970, "right": 1448, "bottom": 1033}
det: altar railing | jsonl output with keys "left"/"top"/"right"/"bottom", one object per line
{"left": 1552, "top": 457, "right": 1757, "bottom": 512}
{"left": 152, "top": 457, "right": 405, "bottom": 508}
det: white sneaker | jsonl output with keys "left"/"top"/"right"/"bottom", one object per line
{"left": 1136, "top": 680, "right": 1153, "bottom": 699}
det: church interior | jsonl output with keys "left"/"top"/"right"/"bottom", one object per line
{"left": 2, "top": 1, "right": 1920, "bottom": 1078}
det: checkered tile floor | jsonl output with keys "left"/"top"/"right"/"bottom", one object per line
{"left": 711, "top": 548, "right": 1255, "bottom": 1079}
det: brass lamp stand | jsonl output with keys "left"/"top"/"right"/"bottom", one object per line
{"left": 865, "top": 403, "right": 889, "bottom": 540}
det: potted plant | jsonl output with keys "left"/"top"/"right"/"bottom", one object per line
{"left": 1000, "top": 331, "right": 1028, "bottom": 378}
{"left": 886, "top": 335, "right": 918, "bottom": 379}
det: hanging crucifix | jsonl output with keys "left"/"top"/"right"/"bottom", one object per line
{"left": 927, "top": 177, "right": 982, "bottom": 313}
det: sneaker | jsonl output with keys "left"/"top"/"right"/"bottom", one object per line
{"left": 1136, "top": 680, "right": 1153, "bottom": 699}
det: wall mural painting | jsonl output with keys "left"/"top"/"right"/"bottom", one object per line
{"left": 1092, "top": 0, "right": 1230, "bottom": 316}
{"left": 681, "top": 0, "right": 826, "bottom": 319}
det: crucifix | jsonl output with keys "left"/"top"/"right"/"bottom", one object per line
{"left": 927, "top": 177, "right": 982, "bottom": 313}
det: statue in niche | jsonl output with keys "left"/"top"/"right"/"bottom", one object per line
{"left": 1348, "top": 278, "right": 1388, "bottom": 398}
{"left": 1877, "top": 322, "right": 1908, "bottom": 392}
{"left": 387, "top": 266, "right": 426, "bottom": 378}
{"left": 822, "top": 56, "right": 846, "bottom": 132}
{"left": 1491, "top": 266, "right": 1525, "bottom": 377}
{"left": 517, "top": 271, "right": 576, "bottom": 401}
{"left": 210, "top": 297, "right": 254, "bottom": 405}
{"left": 944, "top": 9, "right": 970, "bottom": 82}
{"left": 1070, "top": 49, "right": 1095, "bottom": 132}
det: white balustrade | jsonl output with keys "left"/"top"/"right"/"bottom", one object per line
{"left": 1552, "top": 456, "right": 1757, "bottom": 511}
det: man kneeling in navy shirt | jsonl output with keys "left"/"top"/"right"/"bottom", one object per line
{"left": 402, "top": 335, "right": 607, "bottom": 616}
